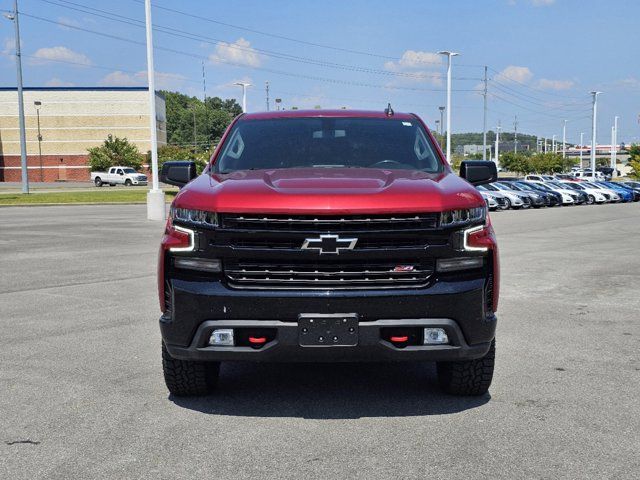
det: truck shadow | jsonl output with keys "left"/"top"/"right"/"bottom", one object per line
{"left": 169, "top": 362, "right": 490, "bottom": 419}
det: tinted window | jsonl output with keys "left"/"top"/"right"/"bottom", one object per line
{"left": 215, "top": 117, "right": 443, "bottom": 173}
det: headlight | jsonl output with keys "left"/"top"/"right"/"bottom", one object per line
{"left": 170, "top": 206, "right": 218, "bottom": 227}
{"left": 440, "top": 206, "right": 486, "bottom": 227}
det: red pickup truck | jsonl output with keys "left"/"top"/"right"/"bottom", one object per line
{"left": 158, "top": 108, "right": 499, "bottom": 397}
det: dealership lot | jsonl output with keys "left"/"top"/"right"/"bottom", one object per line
{"left": 1, "top": 204, "right": 639, "bottom": 479}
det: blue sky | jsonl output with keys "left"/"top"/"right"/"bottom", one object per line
{"left": 1, "top": 0, "right": 638, "bottom": 143}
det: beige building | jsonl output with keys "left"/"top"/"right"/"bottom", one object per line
{"left": 0, "top": 87, "right": 166, "bottom": 182}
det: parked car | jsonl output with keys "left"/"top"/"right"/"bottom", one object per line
{"left": 546, "top": 181, "right": 588, "bottom": 205}
{"left": 493, "top": 181, "right": 546, "bottom": 208}
{"left": 478, "top": 190, "right": 509, "bottom": 210}
{"left": 524, "top": 174, "right": 555, "bottom": 182}
{"left": 514, "top": 181, "right": 562, "bottom": 207}
{"left": 623, "top": 181, "right": 640, "bottom": 190}
{"left": 91, "top": 166, "right": 148, "bottom": 187}
{"left": 480, "top": 191, "right": 499, "bottom": 210}
{"left": 478, "top": 183, "right": 526, "bottom": 209}
{"left": 596, "top": 167, "right": 620, "bottom": 180}
{"left": 529, "top": 181, "right": 578, "bottom": 205}
{"left": 575, "top": 170, "right": 605, "bottom": 181}
{"left": 595, "top": 182, "right": 634, "bottom": 202}
{"left": 157, "top": 109, "right": 500, "bottom": 397}
{"left": 614, "top": 183, "right": 640, "bottom": 202}
{"left": 559, "top": 181, "right": 608, "bottom": 204}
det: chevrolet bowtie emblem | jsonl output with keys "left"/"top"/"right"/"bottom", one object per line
{"left": 301, "top": 234, "right": 358, "bottom": 255}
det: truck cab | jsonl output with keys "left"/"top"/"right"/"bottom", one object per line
{"left": 158, "top": 109, "right": 499, "bottom": 397}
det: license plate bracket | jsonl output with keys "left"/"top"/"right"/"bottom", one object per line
{"left": 298, "top": 314, "right": 359, "bottom": 347}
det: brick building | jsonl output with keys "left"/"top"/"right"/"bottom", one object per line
{"left": 0, "top": 87, "right": 166, "bottom": 182}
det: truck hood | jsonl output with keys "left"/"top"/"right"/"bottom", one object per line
{"left": 173, "top": 168, "right": 485, "bottom": 215}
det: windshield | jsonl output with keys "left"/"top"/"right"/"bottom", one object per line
{"left": 482, "top": 184, "right": 500, "bottom": 192}
{"left": 499, "top": 182, "right": 522, "bottom": 191}
{"left": 214, "top": 117, "right": 443, "bottom": 173}
{"left": 123, "top": 168, "right": 137, "bottom": 174}
{"left": 514, "top": 182, "right": 536, "bottom": 192}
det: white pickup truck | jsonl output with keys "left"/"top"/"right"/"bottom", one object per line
{"left": 91, "top": 166, "right": 148, "bottom": 187}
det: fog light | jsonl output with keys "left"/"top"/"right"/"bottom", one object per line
{"left": 436, "top": 257, "right": 484, "bottom": 272}
{"left": 174, "top": 257, "right": 221, "bottom": 272}
{"left": 209, "top": 329, "right": 234, "bottom": 346}
{"left": 424, "top": 328, "right": 449, "bottom": 345}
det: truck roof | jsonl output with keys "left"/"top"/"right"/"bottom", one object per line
{"left": 240, "top": 109, "right": 417, "bottom": 121}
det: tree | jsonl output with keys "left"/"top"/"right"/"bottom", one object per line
{"left": 628, "top": 144, "right": 640, "bottom": 178}
{"left": 88, "top": 135, "right": 143, "bottom": 172}
{"left": 499, "top": 151, "right": 532, "bottom": 175}
{"left": 161, "top": 91, "right": 242, "bottom": 151}
{"left": 156, "top": 145, "right": 212, "bottom": 175}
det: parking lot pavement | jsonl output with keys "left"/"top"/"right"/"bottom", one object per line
{"left": 1, "top": 204, "right": 639, "bottom": 479}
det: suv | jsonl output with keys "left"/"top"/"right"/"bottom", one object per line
{"left": 158, "top": 110, "right": 499, "bottom": 397}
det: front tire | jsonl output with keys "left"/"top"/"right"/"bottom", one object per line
{"left": 124, "top": 179, "right": 132, "bottom": 187}
{"left": 162, "top": 342, "right": 219, "bottom": 396}
{"left": 587, "top": 195, "right": 595, "bottom": 205}
{"left": 437, "top": 339, "right": 495, "bottom": 396}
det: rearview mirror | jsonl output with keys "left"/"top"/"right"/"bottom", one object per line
{"left": 459, "top": 160, "right": 497, "bottom": 186}
{"left": 160, "top": 161, "right": 197, "bottom": 188}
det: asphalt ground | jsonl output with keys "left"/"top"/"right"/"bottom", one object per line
{"left": 1, "top": 203, "right": 639, "bottom": 479}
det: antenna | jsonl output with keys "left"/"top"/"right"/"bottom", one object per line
{"left": 384, "top": 103, "right": 394, "bottom": 117}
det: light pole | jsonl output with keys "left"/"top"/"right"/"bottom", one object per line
{"left": 437, "top": 51, "right": 459, "bottom": 163}
{"left": 4, "top": 1, "right": 29, "bottom": 193}
{"left": 494, "top": 124, "right": 501, "bottom": 169}
{"left": 590, "top": 91, "right": 602, "bottom": 180}
{"left": 144, "top": 0, "right": 165, "bottom": 221}
{"left": 552, "top": 134, "right": 556, "bottom": 154}
{"left": 562, "top": 119, "right": 567, "bottom": 158}
{"left": 579, "top": 132, "right": 584, "bottom": 168}
{"left": 438, "top": 106, "right": 445, "bottom": 137}
{"left": 233, "top": 82, "right": 251, "bottom": 113}
{"left": 34, "top": 101, "right": 43, "bottom": 182}
{"left": 612, "top": 116, "right": 618, "bottom": 174}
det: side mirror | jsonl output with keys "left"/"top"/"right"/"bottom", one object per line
{"left": 459, "top": 160, "right": 497, "bottom": 186}
{"left": 160, "top": 161, "right": 197, "bottom": 188}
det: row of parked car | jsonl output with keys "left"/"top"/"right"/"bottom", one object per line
{"left": 478, "top": 177, "right": 640, "bottom": 211}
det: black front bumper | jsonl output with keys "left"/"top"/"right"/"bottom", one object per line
{"left": 160, "top": 278, "right": 497, "bottom": 363}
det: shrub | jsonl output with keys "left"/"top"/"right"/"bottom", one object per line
{"left": 88, "top": 135, "right": 143, "bottom": 172}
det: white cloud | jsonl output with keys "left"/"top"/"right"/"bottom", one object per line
{"left": 537, "top": 78, "right": 574, "bottom": 90}
{"left": 2, "top": 38, "right": 16, "bottom": 56}
{"left": 384, "top": 50, "right": 442, "bottom": 71}
{"left": 497, "top": 65, "right": 534, "bottom": 83}
{"left": 613, "top": 77, "right": 640, "bottom": 89}
{"left": 99, "top": 70, "right": 186, "bottom": 90}
{"left": 209, "top": 38, "right": 262, "bottom": 67}
{"left": 45, "top": 78, "right": 76, "bottom": 87}
{"left": 30, "top": 46, "right": 91, "bottom": 66}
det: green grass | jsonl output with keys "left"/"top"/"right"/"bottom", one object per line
{"left": 0, "top": 189, "right": 178, "bottom": 205}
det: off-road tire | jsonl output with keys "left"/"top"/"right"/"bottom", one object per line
{"left": 437, "top": 339, "right": 495, "bottom": 396}
{"left": 162, "top": 342, "right": 219, "bottom": 396}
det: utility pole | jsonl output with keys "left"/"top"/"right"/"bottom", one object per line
{"left": 513, "top": 115, "right": 518, "bottom": 154}
{"left": 144, "top": 0, "right": 165, "bottom": 221}
{"left": 552, "top": 134, "right": 556, "bottom": 154}
{"left": 438, "top": 106, "right": 445, "bottom": 136}
{"left": 265, "top": 81, "right": 270, "bottom": 111}
{"left": 4, "top": 0, "right": 29, "bottom": 193}
{"left": 438, "top": 51, "right": 459, "bottom": 163}
{"left": 482, "top": 66, "right": 488, "bottom": 161}
{"left": 579, "top": 132, "right": 584, "bottom": 168}
{"left": 562, "top": 120, "right": 567, "bottom": 158}
{"left": 590, "top": 91, "right": 602, "bottom": 180}
{"left": 494, "top": 123, "right": 501, "bottom": 169}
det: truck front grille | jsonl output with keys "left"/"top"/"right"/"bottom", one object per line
{"left": 224, "top": 260, "right": 433, "bottom": 290}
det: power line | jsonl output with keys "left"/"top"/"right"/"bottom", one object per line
{"left": 21, "top": 12, "right": 480, "bottom": 93}
{"left": 488, "top": 66, "right": 585, "bottom": 100}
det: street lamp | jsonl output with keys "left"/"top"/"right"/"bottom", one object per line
{"left": 562, "top": 119, "right": 567, "bottom": 158}
{"left": 579, "top": 132, "right": 584, "bottom": 168}
{"left": 437, "top": 51, "right": 459, "bottom": 164}
{"left": 590, "top": 91, "right": 602, "bottom": 180}
{"left": 34, "top": 101, "right": 43, "bottom": 182}
{"left": 438, "top": 106, "right": 445, "bottom": 136}
{"left": 144, "top": 0, "right": 165, "bottom": 221}
{"left": 233, "top": 82, "right": 251, "bottom": 113}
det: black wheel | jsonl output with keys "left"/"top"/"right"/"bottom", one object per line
{"left": 587, "top": 195, "right": 595, "bottom": 205}
{"left": 162, "top": 342, "right": 219, "bottom": 396}
{"left": 124, "top": 179, "right": 132, "bottom": 187}
{"left": 437, "top": 339, "right": 495, "bottom": 396}
{"left": 94, "top": 177, "right": 103, "bottom": 187}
